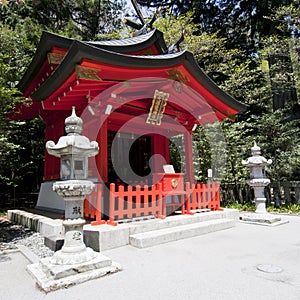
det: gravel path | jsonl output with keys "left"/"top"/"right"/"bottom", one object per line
{"left": 0, "top": 217, "right": 54, "bottom": 258}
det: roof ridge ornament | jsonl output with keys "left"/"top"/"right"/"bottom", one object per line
{"left": 124, "top": 0, "right": 161, "bottom": 37}
{"left": 168, "top": 29, "right": 188, "bottom": 54}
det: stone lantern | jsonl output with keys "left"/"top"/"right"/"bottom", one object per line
{"left": 27, "top": 107, "right": 120, "bottom": 292}
{"left": 45, "top": 106, "right": 99, "bottom": 263}
{"left": 241, "top": 142, "right": 283, "bottom": 225}
{"left": 242, "top": 142, "right": 272, "bottom": 214}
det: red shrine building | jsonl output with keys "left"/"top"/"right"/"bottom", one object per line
{"left": 14, "top": 29, "right": 247, "bottom": 220}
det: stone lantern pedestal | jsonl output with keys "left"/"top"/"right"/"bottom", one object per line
{"left": 50, "top": 180, "right": 96, "bottom": 265}
{"left": 240, "top": 142, "right": 288, "bottom": 226}
{"left": 27, "top": 107, "right": 121, "bottom": 292}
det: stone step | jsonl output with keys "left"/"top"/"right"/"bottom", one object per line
{"left": 128, "top": 209, "right": 239, "bottom": 235}
{"left": 130, "top": 218, "right": 235, "bottom": 248}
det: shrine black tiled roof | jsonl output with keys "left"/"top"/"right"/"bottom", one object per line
{"left": 30, "top": 40, "right": 247, "bottom": 114}
{"left": 19, "top": 30, "right": 167, "bottom": 92}
{"left": 86, "top": 30, "right": 167, "bottom": 52}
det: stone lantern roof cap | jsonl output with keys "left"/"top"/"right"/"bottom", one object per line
{"left": 46, "top": 107, "right": 99, "bottom": 157}
{"left": 251, "top": 142, "right": 261, "bottom": 156}
{"left": 242, "top": 142, "right": 272, "bottom": 167}
{"left": 65, "top": 106, "right": 83, "bottom": 135}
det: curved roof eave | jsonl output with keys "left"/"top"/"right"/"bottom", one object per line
{"left": 31, "top": 40, "right": 248, "bottom": 114}
{"left": 18, "top": 31, "right": 73, "bottom": 92}
{"left": 19, "top": 30, "right": 167, "bottom": 93}
{"left": 183, "top": 52, "right": 248, "bottom": 113}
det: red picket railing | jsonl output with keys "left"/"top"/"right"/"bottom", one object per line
{"left": 185, "top": 181, "right": 221, "bottom": 212}
{"left": 83, "top": 181, "right": 221, "bottom": 226}
{"left": 84, "top": 183, "right": 105, "bottom": 225}
{"left": 108, "top": 183, "right": 164, "bottom": 225}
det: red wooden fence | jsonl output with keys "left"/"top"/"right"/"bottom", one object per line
{"left": 84, "top": 183, "right": 105, "bottom": 225}
{"left": 185, "top": 182, "right": 221, "bottom": 212}
{"left": 84, "top": 181, "right": 221, "bottom": 225}
{"left": 108, "top": 183, "right": 164, "bottom": 224}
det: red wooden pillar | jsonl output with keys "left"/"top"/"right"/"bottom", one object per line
{"left": 43, "top": 113, "right": 65, "bottom": 181}
{"left": 184, "top": 131, "right": 195, "bottom": 184}
{"left": 152, "top": 134, "right": 170, "bottom": 173}
{"left": 96, "top": 118, "right": 108, "bottom": 182}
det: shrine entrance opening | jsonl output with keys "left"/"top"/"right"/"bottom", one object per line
{"left": 108, "top": 132, "right": 152, "bottom": 184}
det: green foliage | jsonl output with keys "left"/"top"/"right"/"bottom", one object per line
{"left": 169, "top": 135, "right": 184, "bottom": 174}
{"left": 0, "top": 0, "right": 32, "bottom": 28}
{"left": 267, "top": 1, "right": 300, "bottom": 35}
{"left": 219, "top": 106, "right": 300, "bottom": 184}
{"left": 260, "top": 34, "right": 300, "bottom": 108}
{"left": 224, "top": 202, "right": 300, "bottom": 214}
{"left": 191, "top": 126, "right": 212, "bottom": 182}
{"left": 26, "top": 0, "right": 125, "bottom": 40}
{"left": 1, "top": 0, "right": 125, "bottom": 40}
{"left": 224, "top": 202, "right": 256, "bottom": 212}
{"left": 154, "top": 11, "right": 198, "bottom": 48}
{"left": 0, "top": 0, "right": 299, "bottom": 207}
{"left": 220, "top": 120, "right": 251, "bottom": 184}
{"left": 0, "top": 23, "right": 36, "bottom": 86}
{"left": 0, "top": 119, "right": 45, "bottom": 191}
{"left": 253, "top": 109, "right": 300, "bottom": 181}
{"left": 0, "top": 21, "right": 43, "bottom": 195}
{"left": 0, "top": 22, "right": 36, "bottom": 130}
{"left": 268, "top": 204, "right": 300, "bottom": 214}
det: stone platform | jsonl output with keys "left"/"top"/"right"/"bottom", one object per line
{"left": 8, "top": 209, "right": 239, "bottom": 250}
{"left": 84, "top": 209, "right": 239, "bottom": 250}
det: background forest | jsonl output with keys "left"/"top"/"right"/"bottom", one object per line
{"left": 0, "top": 0, "right": 299, "bottom": 208}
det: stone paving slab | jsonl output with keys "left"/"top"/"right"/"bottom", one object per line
{"left": 1, "top": 214, "right": 299, "bottom": 300}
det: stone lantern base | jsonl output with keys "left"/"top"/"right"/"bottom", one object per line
{"left": 27, "top": 253, "right": 121, "bottom": 292}
{"left": 26, "top": 180, "right": 121, "bottom": 292}
{"left": 239, "top": 212, "right": 289, "bottom": 226}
